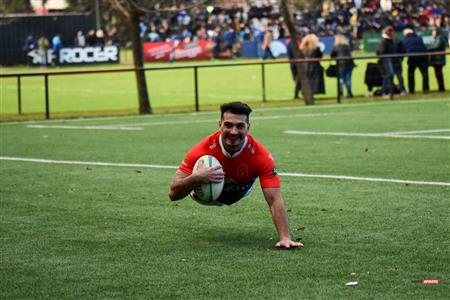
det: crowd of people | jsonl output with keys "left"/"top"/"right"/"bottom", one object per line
{"left": 285, "top": 25, "right": 447, "bottom": 101}
{"left": 138, "top": 0, "right": 449, "bottom": 56}
{"left": 376, "top": 25, "right": 447, "bottom": 97}
{"left": 23, "top": 28, "right": 119, "bottom": 67}
{"left": 22, "top": 1, "right": 449, "bottom": 95}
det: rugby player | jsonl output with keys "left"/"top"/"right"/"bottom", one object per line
{"left": 169, "top": 102, "right": 303, "bottom": 249}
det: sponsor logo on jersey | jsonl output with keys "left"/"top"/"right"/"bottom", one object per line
{"left": 272, "top": 167, "right": 278, "bottom": 175}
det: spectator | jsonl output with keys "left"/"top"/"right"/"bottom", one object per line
{"left": 299, "top": 33, "right": 325, "bottom": 95}
{"left": 261, "top": 27, "right": 274, "bottom": 60}
{"left": 96, "top": 29, "right": 105, "bottom": 46}
{"left": 38, "top": 35, "right": 49, "bottom": 68}
{"left": 74, "top": 31, "right": 86, "bottom": 47}
{"left": 86, "top": 30, "right": 96, "bottom": 46}
{"left": 213, "top": 26, "right": 223, "bottom": 58}
{"left": 330, "top": 34, "right": 355, "bottom": 98}
{"left": 403, "top": 28, "right": 429, "bottom": 94}
{"left": 106, "top": 28, "right": 119, "bottom": 45}
{"left": 376, "top": 26, "right": 396, "bottom": 97}
{"left": 23, "top": 35, "right": 37, "bottom": 65}
{"left": 392, "top": 32, "right": 407, "bottom": 95}
{"left": 224, "top": 26, "right": 237, "bottom": 57}
{"left": 51, "top": 34, "right": 62, "bottom": 66}
{"left": 428, "top": 27, "right": 448, "bottom": 91}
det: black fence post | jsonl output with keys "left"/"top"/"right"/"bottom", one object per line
{"left": 44, "top": 74, "right": 50, "bottom": 119}
{"left": 261, "top": 63, "right": 266, "bottom": 102}
{"left": 17, "top": 76, "right": 22, "bottom": 114}
{"left": 194, "top": 66, "right": 199, "bottom": 112}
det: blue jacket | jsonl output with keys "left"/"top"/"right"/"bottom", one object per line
{"left": 403, "top": 33, "right": 428, "bottom": 65}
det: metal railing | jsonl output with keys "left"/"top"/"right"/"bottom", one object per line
{"left": 1, "top": 51, "right": 448, "bottom": 119}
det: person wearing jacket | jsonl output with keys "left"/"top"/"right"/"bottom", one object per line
{"left": 299, "top": 34, "right": 325, "bottom": 95}
{"left": 376, "top": 26, "right": 396, "bottom": 97}
{"left": 392, "top": 35, "right": 407, "bottom": 95}
{"left": 331, "top": 34, "right": 355, "bottom": 98}
{"left": 428, "top": 27, "right": 448, "bottom": 92}
{"left": 402, "top": 28, "right": 429, "bottom": 94}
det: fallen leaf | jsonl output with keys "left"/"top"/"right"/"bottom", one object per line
{"left": 296, "top": 227, "right": 305, "bottom": 232}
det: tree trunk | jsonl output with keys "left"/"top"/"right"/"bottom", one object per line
{"left": 130, "top": 11, "right": 152, "bottom": 114}
{"left": 280, "top": 0, "right": 314, "bottom": 105}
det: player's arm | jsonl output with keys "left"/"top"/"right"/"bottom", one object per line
{"left": 168, "top": 167, "right": 224, "bottom": 201}
{"left": 262, "top": 188, "right": 304, "bottom": 249}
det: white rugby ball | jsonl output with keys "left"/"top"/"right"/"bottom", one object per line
{"left": 190, "top": 155, "right": 224, "bottom": 205}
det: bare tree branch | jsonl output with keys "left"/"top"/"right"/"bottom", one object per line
{"left": 107, "top": 0, "right": 131, "bottom": 19}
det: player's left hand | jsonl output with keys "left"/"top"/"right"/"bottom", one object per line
{"left": 275, "top": 239, "right": 304, "bottom": 249}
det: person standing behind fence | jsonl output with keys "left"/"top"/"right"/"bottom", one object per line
{"left": 23, "top": 35, "right": 37, "bottom": 66}
{"left": 402, "top": 28, "right": 429, "bottom": 94}
{"left": 86, "top": 30, "right": 97, "bottom": 46}
{"left": 38, "top": 36, "right": 49, "bottom": 68}
{"left": 52, "top": 34, "right": 62, "bottom": 66}
{"left": 330, "top": 34, "right": 355, "bottom": 98}
{"left": 428, "top": 27, "right": 448, "bottom": 92}
{"left": 261, "top": 27, "right": 274, "bottom": 60}
{"left": 376, "top": 26, "right": 396, "bottom": 97}
{"left": 299, "top": 34, "right": 325, "bottom": 95}
{"left": 392, "top": 33, "right": 407, "bottom": 95}
{"left": 74, "top": 31, "right": 86, "bottom": 47}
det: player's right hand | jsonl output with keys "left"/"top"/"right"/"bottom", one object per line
{"left": 196, "top": 165, "right": 225, "bottom": 183}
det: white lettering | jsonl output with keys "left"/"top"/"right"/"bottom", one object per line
{"left": 52, "top": 46, "right": 119, "bottom": 64}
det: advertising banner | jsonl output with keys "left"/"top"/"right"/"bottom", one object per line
{"left": 363, "top": 31, "right": 433, "bottom": 52}
{"left": 242, "top": 37, "right": 336, "bottom": 58}
{"left": 27, "top": 45, "right": 120, "bottom": 66}
{"left": 143, "top": 40, "right": 215, "bottom": 61}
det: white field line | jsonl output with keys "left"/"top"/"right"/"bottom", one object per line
{"left": 25, "top": 112, "right": 362, "bottom": 130}
{"left": 284, "top": 130, "right": 450, "bottom": 140}
{"left": 111, "top": 111, "right": 362, "bottom": 127}
{"left": 27, "top": 125, "right": 143, "bottom": 131}
{"left": 383, "top": 129, "right": 450, "bottom": 135}
{"left": 1, "top": 156, "right": 449, "bottom": 187}
{"left": 280, "top": 172, "right": 450, "bottom": 187}
{"left": 1, "top": 98, "right": 448, "bottom": 126}
{"left": 0, "top": 156, "right": 177, "bottom": 169}
{"left": 2, "top": 85, "right": 258, "bottom": 99}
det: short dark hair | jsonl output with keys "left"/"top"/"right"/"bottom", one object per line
{"left": 220, "top": 102, "right": 252, "bottom": 122}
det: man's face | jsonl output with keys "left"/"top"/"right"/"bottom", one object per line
{"left": 219, "top": 112, "right": 250, "bottom": 153}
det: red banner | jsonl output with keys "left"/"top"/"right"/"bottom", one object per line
{"left": 143, "top": 40, "right": 215, "bottom": 62}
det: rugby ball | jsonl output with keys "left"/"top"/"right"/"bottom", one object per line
{"left": 190, "top": 155, "right": 224, "bottom": 205}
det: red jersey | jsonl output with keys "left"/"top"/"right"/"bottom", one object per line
{"left": 179, "top": 131, "right": 280, "bottom": 205}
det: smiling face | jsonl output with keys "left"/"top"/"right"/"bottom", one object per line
{"left": 219, "top": 112, "right": 250, "bottom": 154}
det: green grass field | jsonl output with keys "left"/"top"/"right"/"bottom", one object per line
{"left": 1, "top": 98, "right": 449, "bottom": 298}
{"left": 1, "top": 57, "right": 449, "bottom": 120}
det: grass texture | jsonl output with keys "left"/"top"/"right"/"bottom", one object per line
{"left": 1, "top": 98, "right": 449, "bottom": 299}
{"left": 1, "top": 58, "right": 449, "bottom": 119}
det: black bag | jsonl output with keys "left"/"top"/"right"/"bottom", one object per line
{"left": 364, "top": 62, "right": 383, "bottom": 91}
{"left": 326, "top": 64, "right": 337, "bottom": 77}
